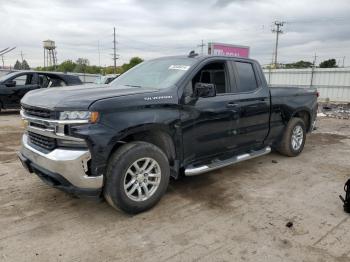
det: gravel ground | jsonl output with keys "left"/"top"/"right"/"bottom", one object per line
{"left": 0, "top": 111, "right": 350, "bottom": 262}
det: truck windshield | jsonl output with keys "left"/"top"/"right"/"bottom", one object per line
{"left": 0, "top": 72, "right": 18, "bottom": 82}
{"left": 110, "top": 58, "right": 196, "bottom": 89}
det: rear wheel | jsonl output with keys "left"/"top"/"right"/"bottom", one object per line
{"left": 104, "top": 141, "right": 170, "bottom": 214}
{"left": 277, "top": 117, "right": 306, "bottom": 157}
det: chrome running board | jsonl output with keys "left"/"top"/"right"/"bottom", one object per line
{"left": 185, "top": 146, "right": 271, "bottom": 176}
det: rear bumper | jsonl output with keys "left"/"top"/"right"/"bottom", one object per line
{"left": 19, "top": 134, "right": 103, "bottom": 197}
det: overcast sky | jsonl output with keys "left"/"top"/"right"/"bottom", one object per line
{"left": 1, "top": 0, "right": 350, "bottom": 68}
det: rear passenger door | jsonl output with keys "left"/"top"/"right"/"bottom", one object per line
{"left": 231, "top": 60, "right": 270, "bottom": 151}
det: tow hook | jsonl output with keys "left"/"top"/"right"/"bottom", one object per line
{"left": 339, "top": 179, "right": 350, "bottom": 213}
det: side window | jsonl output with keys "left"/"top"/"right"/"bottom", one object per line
{"left": 12, "top": 75, "right": 28, "bottom": 86}
{"left": 190, "top": 62, "right": 228, "bottom": 95}
{"left": 235, "top": 62, "right": 258, "bottom": 92}
{"left": 49, "top": 78, "right": 67, "bottom": 87}
{"left": 38, "top": 75, "right": 50, "bottom": 88}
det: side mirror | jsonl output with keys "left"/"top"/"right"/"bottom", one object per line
{"left": 5, "top": 80, "right": 16, "bottom": 87}
{"left": 194, "top": 82, "right": 216, "bottom": 98}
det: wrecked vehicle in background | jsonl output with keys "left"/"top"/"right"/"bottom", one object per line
{"left": 18, "top": 54, "right": 318, "bottom": 214}
{"left": 0, "top": 71, "right": 82, "bottom": 111}
{"left": 320, "top": 103, "right": 350, "bottom": 120}
{"left": 94, "top": 74, "right": 120, "bottom": 85}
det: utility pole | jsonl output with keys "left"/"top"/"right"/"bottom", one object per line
{"left": 113, "top": 27, "right": 117, "bottom": 74}
{"left": 310, "top": 53, "right": 317, "bottom": 88}
{"left": 272, "top": 21, "right": 285, "bottom": 68}
{"left": 342, "top": 56, "right": 345, "bottom": 67}
{"left": 20, "top": 50, "right": 24, "bottom": 63}
{"left": 98, "top": 40, "right": 101, "bottom": 68}
{"left": 312, "top": 53, "right": 317, "bottom": 67}
{"left": 198, "top": 40, "right": 206, "bottom": 55}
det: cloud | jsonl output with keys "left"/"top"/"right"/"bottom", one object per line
{"left": 0, "top": 0, "right": 349, "bottom": 67}
{"left": 213, "top": 0, "right": 255, "bottom": 8}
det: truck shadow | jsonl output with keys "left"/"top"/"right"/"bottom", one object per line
{"left": 167, "top": 169, "right": 244, "bottom": 211}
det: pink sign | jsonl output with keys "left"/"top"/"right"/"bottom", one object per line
{"left": 208, "top": 43, "right": 250, "bottom": 58}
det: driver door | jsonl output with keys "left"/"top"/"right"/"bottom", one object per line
{"left": 181, "top": 60, "right": 239, "bottom": 165}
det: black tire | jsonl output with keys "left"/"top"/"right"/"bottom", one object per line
{"left": 277, "top": 117, "right": 306, "bottom": 157}
{"left": 104, "top": 141, "right": 170, "bottom": 214}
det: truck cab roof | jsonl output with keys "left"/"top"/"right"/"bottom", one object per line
{"left": 152, "top": 54, "right": 258, "bottom": 64}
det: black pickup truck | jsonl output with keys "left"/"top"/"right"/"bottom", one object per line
{"left": 18, "top": 54, "right": 318, "bottom": 214}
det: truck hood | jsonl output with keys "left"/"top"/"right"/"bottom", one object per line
{"left": 21, "top": 84, "right": 158, "bottom": 110}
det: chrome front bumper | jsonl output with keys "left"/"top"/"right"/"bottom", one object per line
{"left": 20, "top": 134, "right": 103, "bottom": 190}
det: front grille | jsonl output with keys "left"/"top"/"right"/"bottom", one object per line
{"left": 28, "top": 131, "right": 56, "bottom": 151}
{"left": 23, "top": 106, "right": 54, "bottom": 119}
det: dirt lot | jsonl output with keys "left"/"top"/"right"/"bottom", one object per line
{"left": 0, "top": 111, "right": 350, "bottom": 262}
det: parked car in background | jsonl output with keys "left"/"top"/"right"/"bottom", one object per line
{"left": 0, "top": 71, "right": 82, "bottom": 111}
{"left": 94, "top": 74, "right": 120, "bottom": 85}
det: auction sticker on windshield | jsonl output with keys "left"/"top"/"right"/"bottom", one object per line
{"left": 168, "top": 65, "right": 190, "bottom": 70}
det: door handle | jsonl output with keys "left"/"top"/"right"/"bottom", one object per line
{"left": 259, "top": 97, "right": 269, "bottom": 102}
{"left": 227, "top": 102, "right": 239, "bottom": 108}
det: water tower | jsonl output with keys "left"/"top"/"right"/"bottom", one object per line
{"left": 43, "top": 40, "right": 57, "bottom": 67}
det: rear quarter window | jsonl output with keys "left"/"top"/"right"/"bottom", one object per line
{"left": 235, "top": 62, "right": 258, "bottom": 92}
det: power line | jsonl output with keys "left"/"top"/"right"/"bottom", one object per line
{"left": 0, "top": 47, "right": 16, "bottom": 68}
{"left": 286, "top": 17, "right": 349, "bottom": 25}
{"left": 0, "top": 47, "right": 16, "bottom": 56}
{"left": 0, "top": 48, "right": 9, "bottom": 55}
{"left": 272, "top": 21, "right": 285, "bottom": 68}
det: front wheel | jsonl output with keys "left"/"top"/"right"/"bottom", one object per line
{"left": 277, "top": 117, "right": 306, "bottom": 157}
{"left": 104, "top": 141, "right": 170, "bottom": 214}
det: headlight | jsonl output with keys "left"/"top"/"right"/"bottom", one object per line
{"left": 59, "top": 111, "right": 99, "bottom": 123}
